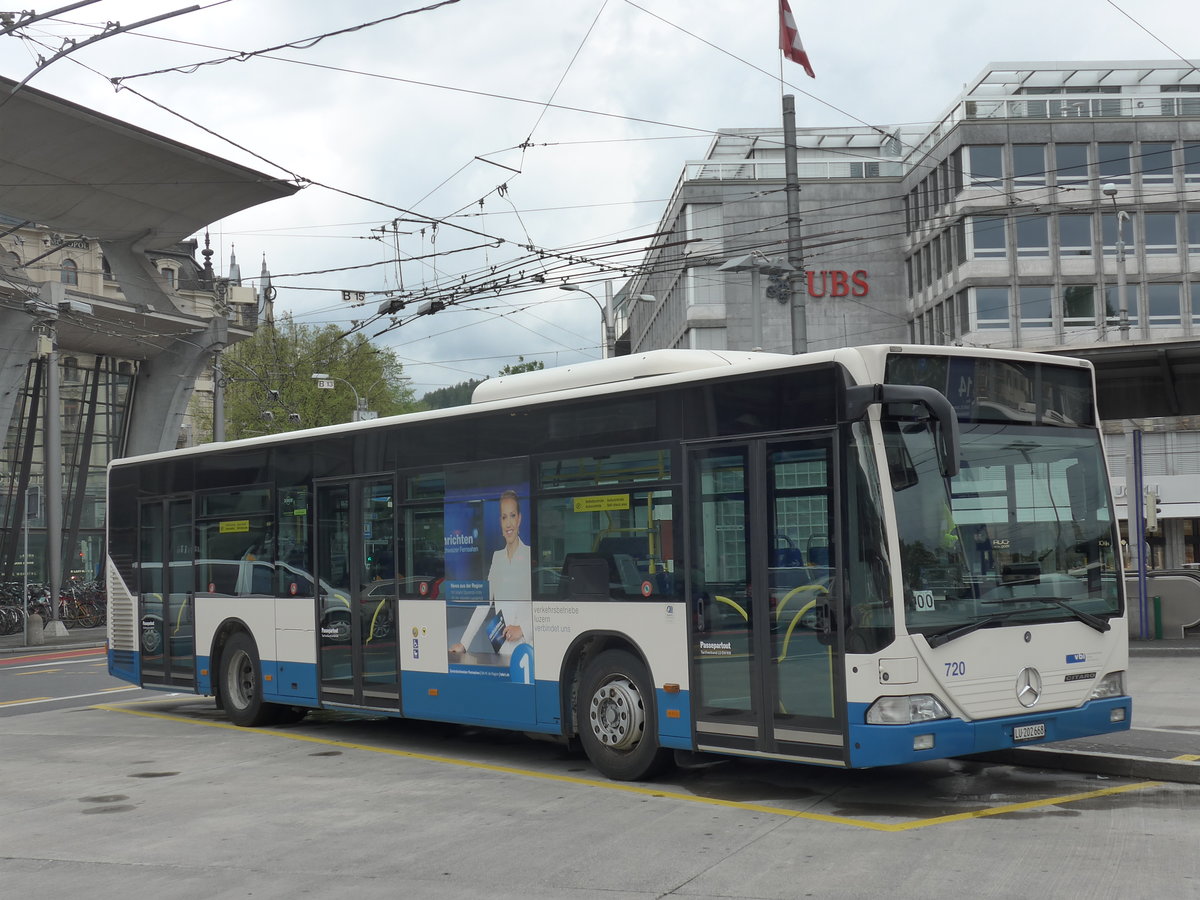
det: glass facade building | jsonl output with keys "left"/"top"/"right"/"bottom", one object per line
{"left": 622, "top": 60, "right": 1200, "bottom": 569}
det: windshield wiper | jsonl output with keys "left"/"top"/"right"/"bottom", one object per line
{"left": 982, "top": 594, "right": 1110, "bottom": 633}
{"left": 925, "top": 610, "right": 1028, "bottom": 648}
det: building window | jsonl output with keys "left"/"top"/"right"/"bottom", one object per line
{"left": 161, "top": 267, "right": 175, "bottom": 288}
{"left": 1058, "top": 214, "right": 1093, "bottom": 255}
{"left": 1015, "top": 214, "right": 1050, "bottom": 257}
{"left": 1191, "top": 283, "right": 1200, "bottom": 325}
{"left": 1012, "top": 145, "right": 1045, "bottom": 186}
{"left": 1188, "top": 212, "right": 1200, "bottom": 253}
{"left": 685, "top": 203, "right": 722, "bottom": 242}
{"left": 1184, "top": 519, "right": 1200, "bottom": 566}
{"left": 974, "top": 286, "right": 1010, "bottom": 329}
{"left": 1142, "top": 213, "right": 1177, "bottom": 255}
{"left": 60, "top": 258, "right": 78, "bottom": 285}
{"left": 4, "top": 250, "right": 19, "bottom": 271}
{"left": 1184, "top": 143, "right": 1200, "bottom": 184}
{"left": 953, "top": 221, "right": 966, "bottom": 263}
{"left": 685, "top": 265, "right": 722, "bottom": 306}
{"left": 1063, "top": 285, "right": 1096, "bottom": 327}
{"left": 1147, "top": 283, "right": 1181, "bottom": 326}
{"left": 1018, "top": 285, "right": 1053, "bottom": 328}
{"left": 1140, "top": 143, "right": 1175, "bottom": 185}
{"left": 1098, "top": 143, "right": 1132, "bottom": 185}
{"left": 970, "top": 216, "right": 1007, "bottom": 258}
{"left": 1054, "top": 144, "right": 1089, "bottom": 185}
{"left": 966, "top": 145, "right": 1003, "bottom": 188}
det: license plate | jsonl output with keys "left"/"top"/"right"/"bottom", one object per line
{"left": 1014, "top": 723, "right": 1045, "bottom": 742}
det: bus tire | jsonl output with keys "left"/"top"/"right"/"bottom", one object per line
{"left": 578, "top": 649, "right": 672, "bottom": 781}
{"left": 221, "top": 631, "right": 273, "bottom": 727}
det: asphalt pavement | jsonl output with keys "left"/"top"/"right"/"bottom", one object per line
{"left": 2, "top": 622, "right": 1197, "bottom": 783}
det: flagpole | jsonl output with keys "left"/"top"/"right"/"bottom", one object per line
{"left": 782, "top": 93, "right": 807, "bottom": 354}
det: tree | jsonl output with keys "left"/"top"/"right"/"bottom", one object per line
{"left": 419, "top": 358, "right": 545, "bottom": 410}
{"left": 194, "top": 314, "right": 419, "bottom": 441}
{"left": 498, "top": 357, "right": 544, "bottom": 377}
{"left": 420, "top": 379, "right": 482, "bottom": 410}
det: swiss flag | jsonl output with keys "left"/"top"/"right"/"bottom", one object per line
{"left": 778, "top": 0, "right": 815, "bottom": 78}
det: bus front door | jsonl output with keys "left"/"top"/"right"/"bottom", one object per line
{"left": 688, "top": 437, "right": 846, "bottom": 766}
{"left": 138, "top": 497, "right": 195, "bottom": 689}
{"left": 315, "top": 478, "right": 400, "bottom": 710}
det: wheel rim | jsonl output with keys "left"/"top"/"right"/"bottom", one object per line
{"left": 227, "top": 648, "right": 255, "bottom": 710}
{"left": 588, "top": 675, "right": 646, "bottom": 751}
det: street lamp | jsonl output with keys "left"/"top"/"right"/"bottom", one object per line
{"left": 312, "top": 372, "right": 369, "bottom": 421}
{"left": 559, "top": 283, "right": 613, "bottom": 358}
{"left": 716, "top": 252, "right": 795, "bottom": 352}
{"left": 1102, "top": 183, "right": 1131, "bottom": 340}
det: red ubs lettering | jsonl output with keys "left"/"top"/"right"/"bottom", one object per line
{"left": 806, "top": 270, "right": 869, "bottom": 297}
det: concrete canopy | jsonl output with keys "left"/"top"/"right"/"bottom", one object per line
{"left": 0, "top": 74, "right": 299, "bottom": 244}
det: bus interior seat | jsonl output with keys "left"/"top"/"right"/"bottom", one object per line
{"left": 771, "top": 547, "right": 804, "bottom": 568}
{"left": 559, "top": 553, "right": 612, "bottom": 601}
{"left": 807, "top": 545, "right": 830, "bottom": 566}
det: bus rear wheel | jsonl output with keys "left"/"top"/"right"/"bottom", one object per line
{"left": 221, "top": 631, "right": 274, "bottom": 727}
{"left": 578, "top": 649, "right": 672, "bottom": 781}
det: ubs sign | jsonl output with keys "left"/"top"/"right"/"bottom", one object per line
{"left": 806, "top": 269, "right": 869, "bottom": 298}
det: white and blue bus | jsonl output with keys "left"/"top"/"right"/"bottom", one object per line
{"left": 106, "top": 344, "right": 1130, "bottom": 780}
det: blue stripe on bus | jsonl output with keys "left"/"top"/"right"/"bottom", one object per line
{"left": 656, "top": 688, "right": 693, "bottom": 749}
{"left": 402, "top": 670, "right": 553, "bottom": 733}
{"left": 845, "top": 696, "right": 1132, "bottom": 767}
{"left": 115, "top": 649, "right": 694, "bottom": 752}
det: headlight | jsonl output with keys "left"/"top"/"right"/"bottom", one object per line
{"left": 866, "top": 694, "right": 951, "bottom": 725}
{"left": 1090, "top": 671, "right": 1126, "bottom": 700}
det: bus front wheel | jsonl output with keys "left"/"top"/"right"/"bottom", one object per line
{"left": 221, "top": 631, "right": 273, "bottom": 727}
{"left": 578, "top": 649, "right": 672, "bottom": 781}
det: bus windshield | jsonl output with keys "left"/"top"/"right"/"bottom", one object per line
{"left": 885, "top": 421, "right": 1120, "bottom": 644}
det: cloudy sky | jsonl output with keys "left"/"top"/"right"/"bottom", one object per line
{"left": 1, "top": 0, "right": 1197, "bottom": 394}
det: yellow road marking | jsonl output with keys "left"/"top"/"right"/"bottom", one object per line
{"left": 0, "top": 696, "right": 51, "bottom": 706}
{"left": 94, "top": 701, "right": 1169, "bottom": 832}
{"left": 1177, "top": 754, "right": 1200, "bottom": 761}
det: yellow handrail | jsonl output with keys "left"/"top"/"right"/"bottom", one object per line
{"left": 712, "top": 594, "right": 748, "bottom": 622}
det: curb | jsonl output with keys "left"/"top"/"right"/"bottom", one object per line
{"left": 0, "top": 640, "right": 106, "bottom": 656}
{"left": 974, "top": 747, "right": 1200, "bottom": 785}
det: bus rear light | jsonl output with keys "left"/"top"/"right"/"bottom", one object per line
{"left": 1090, "top": 671, "right": 1126, "bottom": 700}
{"left": 866, "top": 694, "right": 951, "bottom": 725}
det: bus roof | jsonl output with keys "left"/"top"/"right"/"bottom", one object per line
{"left": 470, "top": 349, "right": 787, "bottom": 404}
{"left": 109, "top": 344, "right": 1092, "bottom": 468}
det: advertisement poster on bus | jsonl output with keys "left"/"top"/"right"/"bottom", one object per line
{"left": 443, "top": 460, "right": 534, "bottom": 683}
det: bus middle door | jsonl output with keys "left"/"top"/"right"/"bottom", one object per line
{"left": 315, "top": 478, "right": 399, "bottom": 711}
{"left": 688, "top": 436, "right": 846, "bottom": 765}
